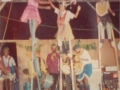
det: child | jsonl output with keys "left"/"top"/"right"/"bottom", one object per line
{"left": 2, "top": 47, "right": 18, "bottom": 90}
{"left": 20, "top": 0, "right": 51, "bottom": 38}
{"left": 49, "top": 0, "right": 81, "bottom": 42}
{"left": 96, "top": 0, "right": 116, "bottom": 48}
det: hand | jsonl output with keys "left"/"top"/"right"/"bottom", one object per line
{"left": 72, "top": 0, "right": 76, "bottom": 5}
{"left": 67, "top": 53, "right": 72, "bottom": 58}
{"left": 77, "top": 5, "right": 81, "bottom": 12}
{"left": 48, "top": 0, "right": 51, "bottom": 3}
{"left": 112, "top": 12, "right": 115, "bottom": 16}
{"left": 97, "top": 17, "right": 100, "bottom": 23}
{"left": 46, "top": 6, "right": 51, "bottom": 9}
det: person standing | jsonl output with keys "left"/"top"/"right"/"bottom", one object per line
{"left": 46, "top": 43, "right": 60, "bottom": 90}
{"left": 73, "top": 44, "right": 92, "bottom": 90}
{"left": 96, "top": 0, "right": 116, "bottom": 48}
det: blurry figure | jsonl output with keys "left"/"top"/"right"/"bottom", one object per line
{"left": 73, "top": 44, "right": 92, "bottom": 90}
{"left": 46, "top": 43, "right": 60, "bottom": 90}
{"left": 2, "top": 47, "right": 18, "bottom": 90}
{"left": 96, "top": 0, "right": 116, "bottom": 48}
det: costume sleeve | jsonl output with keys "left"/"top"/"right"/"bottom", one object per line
{"left": 68, "top": 11, "right": 75, "bottom": 19}
{"left": 54, "top": 8, "right": 59, "bottom": 14}
{"left": 11, "top": 57, "right": 16, "bottom": 66}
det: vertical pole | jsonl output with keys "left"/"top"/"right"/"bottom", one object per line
{"left": 58, "top": 40, "right": 62, "bottom": 90}
{"left": 30, "top": 19, "right": 41, "bottom": 90}
{"left": 98, "top": 23, "right": 102, "bottom": 90}
{"left": 69, "top": 40, "right": 75, "bottom": 90}
{"left": 111, "top": 25, "right": 120, "bottom": 84}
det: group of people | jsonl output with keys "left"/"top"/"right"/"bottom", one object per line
{"left": 20, "top": 0, "right": 115, "bottom": 89}
{"left": 0, "top": 47, "right": 18, "bottom": 90}
{"left": 29, "top": 42, "right": 92, "bottom": 90}
{"left": 0, "top": 0, "right": 116, "bottom": 89}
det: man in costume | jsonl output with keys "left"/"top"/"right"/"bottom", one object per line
{"left": 73, "top": 44, "right": 92, "bottom": 90}
{"left": 2, "top": 47, "right": 18, "bottom": 90}
{"left": 27, "top": 48, "right": 47, "bottom": 90}
{"left": 96, "top": 0, "right": 116, "bottom": 48}
{"left": 46, "top": 43, "right": 60, "bottom": 90}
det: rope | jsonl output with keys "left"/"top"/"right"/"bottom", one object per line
{"left": 0, "top": 15, "right": 98, "bottom": 30}
{"left": 0, "top": 2, "right": 13, "bottom": 51}
{"left": 0, "top": 2, "right": 119, "bottom": 32}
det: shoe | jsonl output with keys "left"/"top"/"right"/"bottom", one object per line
{"left": 99, "top": 43, "right": 103, "bottom": 49}
{"left": 111, "top": 41, "right": 115, "bottom": 48}
{"left": 100, "top": 39, "right": 104, "bottom": 43}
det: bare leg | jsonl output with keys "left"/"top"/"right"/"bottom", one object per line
{"left": 98, "top": 22, "right": 105, "bottom": 48}
{"left": 78, "top": 81, "right": 84, "bottom": 90}
{"left": 106, "top": 22, "right": 112, "bottom": 42}
{"left": 4, "top": 79, "right": 10, "bottom": 90}
{"left": 83, "top": 76, "right": 90, "bottom": 90}
{"left": 0, "top": 80, "right": 3, "bottom": 90}
{"left": 9, "top": 81, "right": 13, "bottom": 90}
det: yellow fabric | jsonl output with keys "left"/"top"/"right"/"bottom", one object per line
{"left": 40, "top": 59, "right": 47, "bottom": 73}
{"left": 73, "top": 49, "right": 84, "bottom": 70}
{"left": 28, "top": 59, "right": 47, "bottom": 77}
{"left": 96, "top": 1, "right": 109, "bottom": 16}
{"left": 73, "top": 55, "right": 82, "bottom": 70}
{"left": 28, "top": 60, "right": 36, "bottom": 77}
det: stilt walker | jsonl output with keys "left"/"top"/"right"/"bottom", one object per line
{"left": 96, "top": 0, "right": 120, "bottom": 87}
{"left": 49, "top": 0, "right": 81, "bottom": 89}
{"left": 20, "top": 0, "right": 51, "bottom": 90}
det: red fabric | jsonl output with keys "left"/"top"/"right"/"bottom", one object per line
{"left": 46, "top": 53, "right": 60, "bottom": 74}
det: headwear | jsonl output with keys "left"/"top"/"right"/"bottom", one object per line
{"left": 73, "top": 44, "right": 80, "bottom": 51}
{"left": 58, "top": 0, "right": 76, "bottom": 7}
{"left": 3, "top": 47, "right": 10, "bottom": 51}
{"left": 51, "top": 43, "right": 57, "bottom": 47}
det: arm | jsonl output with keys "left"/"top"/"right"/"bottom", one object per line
{"left": 74, "top": 5, "right": 81, "bottom": 18}
{"left": 107, "top": 1, "right": 115, "bottom": 16}
{"left": 37, "top": 0, "right": 50, "bottom": 4}
{"left": 38, "top": 5, "right": 51, "bottom": 9}
{"left": 49, "top": 0, "right": 56, "bottom": 9}
{"left": 95, "top": 3, "right": 100, "bottom": 23}
{"left": 109, "top": 8, "right": 115, "bottom": 16}
{"left": 11, "top": 57, "right": 18, "bottom": 75}
{"left": 96, "top": 14, "right": 100, "bottom": 23}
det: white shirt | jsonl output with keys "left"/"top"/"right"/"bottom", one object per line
{"left": 2, "top": 55, "right": 16, "bottom": 67}
{"left": 79, "top": 50, "right": 92, "bottom": 65}
{"left": 55, "top": 8, "right": 75, "bottom": 24}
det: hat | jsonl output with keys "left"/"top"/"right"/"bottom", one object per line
{"left": 3, "top": 47, "right": 10, "bottom": 51}
{"left": 73, "top": 44, "right": 80, "bottom": 51}
{"left": 51, "top": 43, "right": 57, "bottom": 47}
